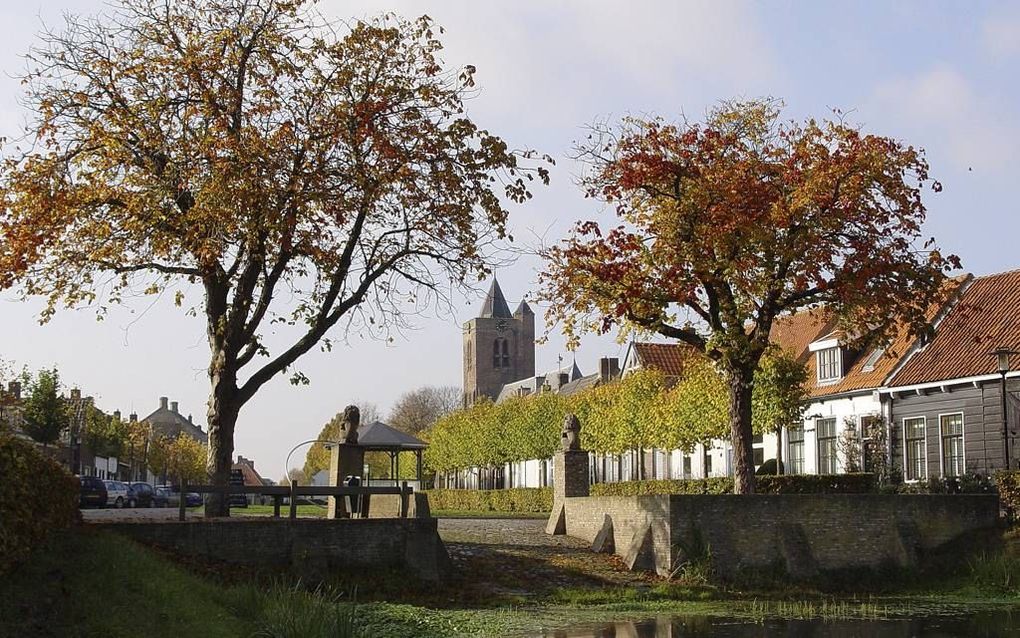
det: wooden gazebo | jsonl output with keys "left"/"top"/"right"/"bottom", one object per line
{"left": 354, "top": 421, "right": 427, "bottom": 484}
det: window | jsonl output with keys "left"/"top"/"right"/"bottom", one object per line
{"left": 940, "top": 413, "right": 964, "bottom": 478}
{"left": 861, "top": 348, "right": 885, "bottom": 373}
{"left": 703, "top": 449, "right": 713, "bottom": 477}
{"left": 817, "top": 418, "right": 838, "bottom": 474}
{"left": 860, "top": 415, "right": 882, "bottom": 473}
{"left": 788, "top": 426, "right": 805, "bottom": 474}
{"left": 903, "top": 417, "right": 927, "bottom": 481}
{"left": 817, "top": 347, "right": 842, "bottom": 382}
{"left": 493, "top": 338, "right": 510, "bottom": 368}
{"left": 682, "top": 454, "right": 692, "bottom": 479}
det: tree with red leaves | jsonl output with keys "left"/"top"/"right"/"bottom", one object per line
{"left": 541, "top": 99, "right": 958, "bottom": 494}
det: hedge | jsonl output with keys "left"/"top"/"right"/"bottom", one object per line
{"left": 0, "top": 435, "right": 80, "bottom": 573}
{"left": 591, "top": 473, "right": 877, "bottom": 496}
{"left": 996, "top": 471, "right": 1020, "bottom": 512}
{"left": 423, "top": 488, "right": 552, "bottom": 513}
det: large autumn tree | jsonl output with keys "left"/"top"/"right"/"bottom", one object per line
{"left": 542, "top": 99, "right": 957, "bottom": 493}
{"left": 0, "top": 0, "right": 548, "bottom": 515}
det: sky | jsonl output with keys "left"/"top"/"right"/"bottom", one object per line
{"left": 2, "top": 1, "right": 1019, "bottom": 481}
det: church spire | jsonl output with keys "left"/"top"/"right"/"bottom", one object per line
{"left": 479, "top": 277, "right": 512, "bottom": 318}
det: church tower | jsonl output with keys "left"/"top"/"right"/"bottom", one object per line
{"left": 462, "top": 278, "right": 536, "bottom": 406}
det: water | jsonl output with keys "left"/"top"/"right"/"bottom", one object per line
{"left": 536, "top": 611, "right": 1020, "bottom": 637}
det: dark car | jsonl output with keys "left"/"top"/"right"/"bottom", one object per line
{"left": 128, "top": 482, "right": 155, "bottom": 508}
{"left": 78, "top": 476, "right": 107, "bottom": 508}
{"left": 153, "top": 486, "right": 175, "bottom": 508}
{"left": 185, "top": 492, "right": 202, "bottom": 507}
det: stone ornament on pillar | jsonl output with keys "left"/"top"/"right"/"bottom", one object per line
{"left": 561, "top": 413, "right": 581, "bottom": 451}
{"left": 340, "top": 405, "right": 360, "bottom": 444}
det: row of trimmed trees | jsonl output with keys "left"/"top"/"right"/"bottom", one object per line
{"left": 423, "top": 351, "right": 808, "bottom": 476}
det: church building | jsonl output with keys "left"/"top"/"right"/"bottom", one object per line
{"left": 462, "top": 278, "right": 536, "bottom": 406}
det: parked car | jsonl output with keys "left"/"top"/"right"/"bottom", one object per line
{"left": 78, "top": 476, "right": 107, "bottom": 508}
{"left": 153, "top": 486, "right": 176, "bottom": 508}
{"left": 128, "top": 482, "right": 155, "bottom": 508}
{"left": 103, "top": 480, "right": 130, "bottom": 508}
{"left": 154, "top": 485, "right": 202, "bottom": 508}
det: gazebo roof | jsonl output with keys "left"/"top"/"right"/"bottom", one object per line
{"left": 356, "top": 421, "right": 427, "bottom": 451}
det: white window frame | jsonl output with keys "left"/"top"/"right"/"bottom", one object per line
{"left": 816, "top": 417, "right": 839, "bottom": 474}
{"left": 816, "top": 347, "right": 843, "bottom": 383}
{"left": 938, "top": 412, "right": 965, "bottom": 478}
{"left": 787, "top": 425, "right": 806, "bottom": 474}
{"left": 902, "top": 416, "right": 928, "bottom": 482}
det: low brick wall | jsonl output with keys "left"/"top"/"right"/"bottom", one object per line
{"left": 560, "top": 493, "right": 998, "bottom": 579}
{"left": 95, "top": 517, "right": 450, "bottom": 582}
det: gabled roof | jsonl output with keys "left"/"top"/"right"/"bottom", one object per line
{"left": 891, "top": 270, "right": 1020, "bottom": 387}
{"left": 479, "top": 278, "right": 513, "bottom": 319}
{"left": 770, "top": 275, "right": 967, "bottom": 397}
{"left": 494, "top": 362, "right": 585, "bottom": 403}
{"left": 558, "top": 372, "right": 601, "bottom": 397}
{"left": 231, "top": 458, "right": 268, "bottom": 487}
{"left": 357, "top": 421, "right": 427, "bottom": 450}
{"left": 626, "top": 342, "right": 699, "bottom": 379}
{"left": 142, "top": 405, "right": 205, "bottom": 442}
{"left": 514, "top": 299, "right": 534, "bottom": 317}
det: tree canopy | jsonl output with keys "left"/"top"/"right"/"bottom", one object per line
{"left": 20, "top": 368, "right": 68, "bottom": 446}
{"left": 541, "top": 99, "right": 957, "bottom": 492}
{"left": 0, "top": 0, "right": 547, "bottom": 513}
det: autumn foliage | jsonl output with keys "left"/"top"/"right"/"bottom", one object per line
{"left": 0, "top": 0, "right": 547, "bottom": 514}
{"left": 542, "top": 99, "right": 958, "bottom": 493}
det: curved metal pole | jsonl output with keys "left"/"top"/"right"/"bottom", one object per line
{"left": 283, "top": 439, "right": 339, "bottom": 509}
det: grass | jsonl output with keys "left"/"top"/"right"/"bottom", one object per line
{"left": 234, "top": 504, "right": 327, "bottom": 517}
{"left": 432, "top": 509, "right": 550, "bottom": 519}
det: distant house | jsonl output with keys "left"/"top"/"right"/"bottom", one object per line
{"left": 142, "top": 396, "right": 206, "bottom": 442}
{"left": 232, "top": 455, "right": 270, "bottom": 504}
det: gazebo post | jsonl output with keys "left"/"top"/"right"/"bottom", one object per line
{"left": 395, "top": 450, "right": 400, "bottom": 484}
{"left": 416, "top": 450, "right": 423, "bottom": 482}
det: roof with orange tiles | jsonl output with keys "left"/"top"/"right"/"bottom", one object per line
{"left": 231, "top": 458, "right": 268, "bottom": 487}
{"left": 890, "top": 270, "right": 1020, "bottom": 387}
{"left": 769, "top": 277, "right": 967, "bottom": 397}
{"left": 630, "top": 342, "right": 699, "bottom": 378}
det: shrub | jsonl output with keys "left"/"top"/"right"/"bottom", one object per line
{"left": 0, "top": 434, "right": 80, "bottom": 573}
{"left": 996, "top": 471, "right": 1020, "bottom": 513}
{"left": 423, "top": 487, "right": 552, "bottom": 512}
{"left": 592, "top": 473, "right": 876, "bottom": 497}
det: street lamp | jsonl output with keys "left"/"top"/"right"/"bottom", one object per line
{"left": 993, "top": 348, "right": 1019, "bottom": 471}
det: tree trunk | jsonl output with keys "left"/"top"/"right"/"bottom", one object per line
{"left": 775, "top": 424, "right": 783, "bottom": 475}
{"left": 205, "top": 345, "right": 240, "bottom": 517}
{"left": 728, "top": 367, "right": 756, "bottom": 494}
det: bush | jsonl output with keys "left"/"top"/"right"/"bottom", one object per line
{"left": 0, "top": 435, "right": 80, "bottom": 573}
{"left": 996, "top": 471, "right": 1020, "bottom": 513}
{"left": 592, "top": 473, "right": 876, "bottom": 496}
{"left": 423, "top": 487, "right": 552, "bottom": 512}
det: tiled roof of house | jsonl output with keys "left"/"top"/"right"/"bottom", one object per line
{"left": 770, "top": 276, "right": 968, "bottom": 397}
{"left": 891, "top": 270, "right": 1020, "bottom": 387}
{"left": 231, "top": 457, "right": 268, "bottom": 487}
{"left": 630, "top": 342, "right": 698, "bottom": 378}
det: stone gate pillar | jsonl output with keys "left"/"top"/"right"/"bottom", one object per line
{"left": 547, "top": 413, "right": 588, "bottom": 535}
{"left": 327, "top": 405, "right": 365, "bottom": 518}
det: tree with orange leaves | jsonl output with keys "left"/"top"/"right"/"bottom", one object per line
{"left": 0, "top": 0, "right": 548, "bottom": 515}
{"left": 541, "top": 99, "right": 957, "bottom": 494}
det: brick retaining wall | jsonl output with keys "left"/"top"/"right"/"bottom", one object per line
{"left": 95, "top": 517, "right": 450, "bottom": 582}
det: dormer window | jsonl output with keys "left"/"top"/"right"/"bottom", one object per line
{"left": 816, "top": 347, "right": 842, "bottom": 382}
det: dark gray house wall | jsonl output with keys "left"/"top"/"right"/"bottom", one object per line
{"left": 890, "top": 378, "right": 1020, "bottom": 479}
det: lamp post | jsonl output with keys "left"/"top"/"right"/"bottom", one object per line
{"left": 993, "top": 348, "right": 1019, "bottom": 471}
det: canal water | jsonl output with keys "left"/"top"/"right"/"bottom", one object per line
{"left": 537, "top": 610, "right": 1020, "bottom": 637}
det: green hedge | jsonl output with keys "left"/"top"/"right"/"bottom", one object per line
{"left": 0, "top": 435, "right": 80, "bottom": 573}
{"left": 591, "top": 473, "right": 877, "bottom": 496}
{"left": 423, "top": 488, "right": 552, "bottom": 513}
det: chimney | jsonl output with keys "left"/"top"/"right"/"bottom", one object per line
{"left": 113, "top": 410, "right": 121, "bottom": 422}
{"left": 9, "top": 381, "right": 21, "bottom": 400}
{"left": 170, "top": 401, "right": 178, "bottom": 414}
{"left": 129, "top": 413, "right": 137, "bottom": 422}
{"left": 599, "top": 357, "right": 620, "bottom": 383}
{"left": 159, "top": 396, "right": 168, "bottom": 410}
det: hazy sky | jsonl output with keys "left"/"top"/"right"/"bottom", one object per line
{"left": 2, "top": 1, "right": 1019, "bottom": 480}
